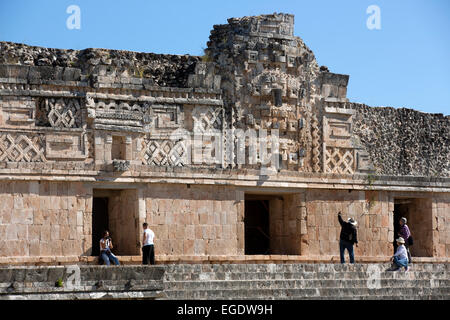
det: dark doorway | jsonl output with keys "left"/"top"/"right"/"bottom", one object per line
{"left": 393, "top": 202, "right": 405, "bottom": 254}
{"left": 393, "top": 198, "right": 433, "bottom": 257}
{"left": 244, "top": 200, "right": 270, "bottom": 254}
{"left": 92, "top": 197, "right": 109, "bottom": 256}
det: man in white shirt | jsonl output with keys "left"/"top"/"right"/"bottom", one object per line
{"left": 142, "top": 223, "right": 155, "bottom": 265}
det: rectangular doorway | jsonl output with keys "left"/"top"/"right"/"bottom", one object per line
{"left": 92, "top": 197, "right": 109, "bottom": 256}
{"left": 92, "top": 189, "right": 140, "bottom": 256}
{"left": 393, "top": 198, "right": 433, "bottom": 257}
{"left": 244, "top": 199, "right": 270, "bottom": 255}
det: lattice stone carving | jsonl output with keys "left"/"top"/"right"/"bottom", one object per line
{"left": 95, "top": 100, "right": 149, "bottom": 114}
{"left": 192, "top": 106, "right": 223, "bottom": 133}
{"left": 311, "top": 114, "right": 322, "bottom": 172}
{"left": 324, "top": 146, "right": 354, "bottom": 174}
{"left": 36, "top": 98, "right": 82, "bottom": 128}
{"left": 142, "top": 139, "right": 187, "bottom": 167}
{"left": 0, "top": 133, "right": 46, "bottom": 162}
{"left": 86, "top": 132, "right": 95, "bottom": 159}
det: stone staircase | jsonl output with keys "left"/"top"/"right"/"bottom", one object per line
{"left": 0, "top": 263, "right": 448, "bottom": 299}
{"left": 0, "top": 265, "right": 165, "bottom": 300}
{"left": 162, "top": 263, "right": 450, "bottom": 300}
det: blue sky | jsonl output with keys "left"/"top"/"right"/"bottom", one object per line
{"left": 0, "top": 0, "right": 449, "bottom": 115}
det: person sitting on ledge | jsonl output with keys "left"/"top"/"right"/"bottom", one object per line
{"left": 99, "top": 230, "right": 120, "bottom": 266}
{"left": 338, "top": 212, "right": 358, "bottom": 264}
{"left": 388, "top": 237, "right": 409, "bottom": 271}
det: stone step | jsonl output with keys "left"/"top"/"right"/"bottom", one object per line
{"left": 164, "top": 271, "right": 448, "bottom": 282}
{"left": 164, "top": 286, "right": 450, "bottom": 300}
{"left": 0, "top": 265, "right": 165, "bottom": 298}
{"left": 165, "top": 265, "right": 450, "bottom": 280}
{"left": 164, "top": 279, "right": 450, "bottom": 291}
{"left": 0, "top": 265, "right": 165, "bottom": 283}
{"left": 0, "top": 279, "right": 163, "bottom": 294}
{"left": 163, "top": 263, "right": 450, "bottom": 274}
{"left": 0, "top": 264, "right": 447, "bottom": 300}
{"left": 2, "top": 290, "right": 165, "bottom": 300}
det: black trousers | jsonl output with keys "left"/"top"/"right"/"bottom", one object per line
{"left": 142, "top": 245, "right": 155, "bottom": 265}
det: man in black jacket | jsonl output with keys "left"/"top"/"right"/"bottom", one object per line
{"left": 338, "top": 212, "right": 358, "bottom": 264}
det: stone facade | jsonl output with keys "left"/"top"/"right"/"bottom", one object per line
{"left": 0, "top": 13, "right": 448, "bottom": 265}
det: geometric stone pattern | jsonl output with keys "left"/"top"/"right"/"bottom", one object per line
{"left": 0, "top": 132, "right": 46, "bottom": 162}
{"left": 142, "top": 139, "right": 187, "bottom": 167}
{"left": 152, "top": 105, "right": 182, "bottom": 129}
{"left": 88, "top": 97, "right": 150, "bottom": 132}
{"left": 192, "top": 106, "right": 223, "bottom": 133}
{"left": 36, "top": 98, "right": 82, "bottom": 128}
{"left": 324, "top": 146, "right": 354, "bottom": 174}
{"left": 311, "top": 114, "right": 322, "bottom": 172}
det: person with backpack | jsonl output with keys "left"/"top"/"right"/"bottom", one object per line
{"left": 338, "top": 212, "right": 358, "bottom": 264}
{"left": 398, "top": 217, "right": 413, "bottom": 263}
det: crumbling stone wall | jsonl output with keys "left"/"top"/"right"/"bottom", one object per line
{"left": 353, "top": 104, "right": 450, "bottom": 177}
{"left": 0, "top": 42, "right": 200, "bottom": 87}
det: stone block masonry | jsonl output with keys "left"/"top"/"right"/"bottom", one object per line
{"left": 0, "top": 13, "right": 448, "bottom": 265}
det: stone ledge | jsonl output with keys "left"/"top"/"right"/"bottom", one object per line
{"left": 1, "top": 255, "right": 448, "bottom": 266}
{"left": 0, "top": 169, "right": 449, "bottom": 191}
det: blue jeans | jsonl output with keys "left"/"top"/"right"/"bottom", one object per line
{"left": 339, "top": 240, "right": 355, "bottom": 264}
{"left": 393, "top": 256, "right": 408, "bottom": 269}
{"left": 100, "top": 250, "right": 120, "bottom": 266}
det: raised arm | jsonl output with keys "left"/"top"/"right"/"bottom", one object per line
{"left": 338, "top": 212, "right": 344, "bottom": 227}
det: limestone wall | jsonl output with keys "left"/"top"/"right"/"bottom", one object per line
{"left": 0, "top": 181, "right": 90, "bottom": 258}
{"left": 145, "top": 184, "right": 242, "bottom": 256}
{"left": 304, "top": 189, "right": 393, "bottom": 258}
{"left": 108, "top": 189, "right": 140, "bottom": 255}
{"left": 0, "top": 42, "right": 201, "bottom": 88}
{"left": 433, "top": 193, "right": 450, "bottom": 258}
{"left": 270, "top": 194, "right": 304, "bottom": 255}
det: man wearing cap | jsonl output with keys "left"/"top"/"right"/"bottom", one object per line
{"left": 388, "top": 237, "right": 409, "bottom": 271}
{"left": 338, "top": 212, "right": 358, "bottom": 264}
